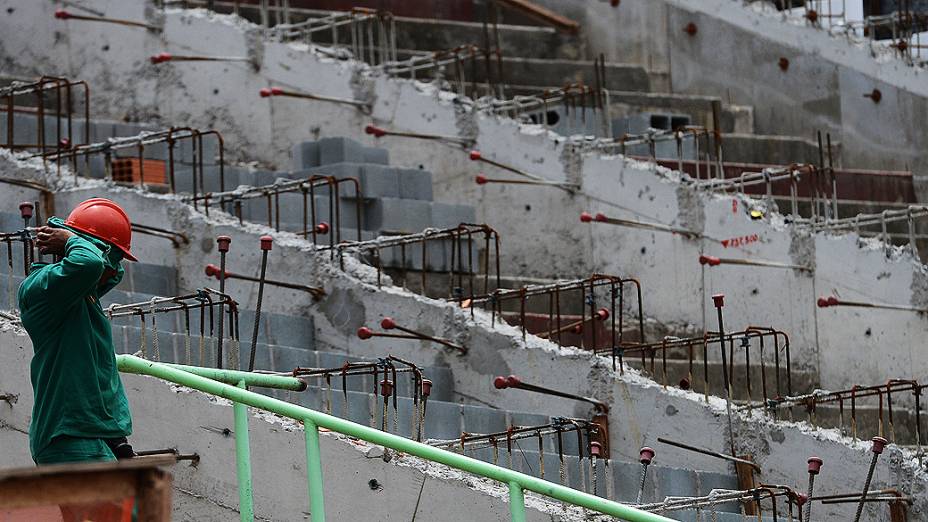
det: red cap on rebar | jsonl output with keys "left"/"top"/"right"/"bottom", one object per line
{"left": 314, "top": 222, "right": 330, "bottom": 235}
{"left": 205, "top": 263, "right": 223, "bottom": 279}
{"left": 595, "top": 308, "right": 610, "bottom": 321}
{"left": 506, "top": 375, "right": 522, "bottom": 388}
{"left": 796, "top": 493, "right": 808, "bottom": 507}
{"left": 871, "top": 436, "right": 887, "bottom": 454}
{"left": 380, "top": 379, "right": 393, "bottom": 396}
{"left": 817, "top": 296, "right": 839, "bottom": 308}
{"left": 380, "top": 317, "right": 396, "bottom": 330}
{"left": 364, "top": 124, "right": 387, "bottom": 138}
{"left": 475, "top": 174, "right": 489, "bottom": 185}
{"left": 712, "top": 294, "right": 724, "bottom": 308}
{"left": 590, "top": 441, "right": 603, "bottom": 458}
{"left": 493, "top": 376, "right": 509, "bottom": 389}
{"left": 679, "top": 378, "right": 691, "bottom": 390}
{"left": 639, "top": 447, "right": 655, "bottom": 465}
{"left": 260, "top": 235, "right": 273, "bottom": 251}
{"left": 59, "top": 138, "right": 71, "bottom": 149}
{"left": 469, "top": 150, "right": 482, "bottom": 161}
{"left": 259, "top": 88, "right": 272, "bottom": 98}
{"left": 19, "top": 202, "right": 33, "bottom": 220}
{"left": 807, "top": 456, "right": 823, "bottom": 475}
{"left": 580, "top": 212, "right": 593, "bottom": 223}
{"left": 594, "top": 212, "right": 607, "bottom": 222}
{"left": 683, "top": 22, "right": 698, "bottom": 36}
{"left": 421, "top": 379, "right": 432, "bottom": 397}
{"left": 217, "top": 235, "right": 231, "bottom": 253}
{"left": 150, "top": 52, "right": 172, "bottom": 64}
{"left": 357, "top": 326, "right": 373, "bottom": 340}
{"left": 54, "top": 9, "right": 71, "bottom": 19}
{"left": 571, "top": 324, "right": 582, "bottom": 334}
{"left": 699, "top": 254, "right": 721, "bottom": 267}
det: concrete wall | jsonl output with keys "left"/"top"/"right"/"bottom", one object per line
{"left": 526, "top": 0, "right": 928, "bottom": 185}
{"left": 1, "top": 1, "right": 926, "bottom": 392}
{"left": 0, "top": 154, "right": 925, "bottom": 520}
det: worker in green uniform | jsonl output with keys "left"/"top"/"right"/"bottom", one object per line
{"left": 18, "top": 198, "right": 138, "bottom": 465}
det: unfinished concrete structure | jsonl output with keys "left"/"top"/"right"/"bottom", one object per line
{"left": 0, "top": 0, "right": 926, "bottom": 520}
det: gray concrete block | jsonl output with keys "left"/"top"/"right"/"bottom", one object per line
{"left": 291, "top": 141, "right": 320, "bottom": 169}
{"left": 429, "top": 202, "right": 476, "bottom": 229}
{"left": 117, "top": 262, "right": 177, "bottom": 296}
{"left": 172, "top": 166, "right": 238, "bottom": 194}
{"left": 359, "top": 164, "right": 401, "bottom": 199}
{"left": 362, "top": 145, "right": 389, "bottom": 165}
{"left": 318, "top": 137, "right": 366, "bottom": 166}
{"left": 397, "top": 168, "right": 434, "bottom": 201}
{"left": 461, "top": 403, "right": 508, "bottom": 436}
{"left": 422, "top": 400, "right": 462, "bottom": 440}
{"left": 364, "top": 197, "right": 433, "bottom": 233}
{"left": 656, "top": 466, "right": 698, "bottom": 500}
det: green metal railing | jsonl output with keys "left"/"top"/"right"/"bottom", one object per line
{"left": 117, "top": 354, "right": 675, "bottom": 522}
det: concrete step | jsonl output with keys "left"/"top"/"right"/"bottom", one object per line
{"left": 775, "top": 402, "right": 926, "bottom": 446}
{"left": 292, "top": 136, "right": 389, "bottom": 170}
{"left": 302, "top": 162, "right": 435, "bottom": 201}
{"left": 392, "top": 17, "right": 582, "bottom": 61}
{"left": 441, "top": 55, "right": 652, "bottom": 93}
{"left": 716, "top": 133, "right": 839, "bottom": 167}
{"left": 111, "top": 324, "right": 456, "bottom": 403}
{"left": 101, "top": 288, "right": 315, "bottom": 350}
{"left": 234, "top": 191, "right": 474, "bottom": 238}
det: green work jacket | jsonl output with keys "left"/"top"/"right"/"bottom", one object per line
{"left": 18, "top": 218, "right": 132, "bottom": 458}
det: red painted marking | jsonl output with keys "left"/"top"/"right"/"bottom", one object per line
{"left": 721, "top": 234, "right": 759, "bottom": 248}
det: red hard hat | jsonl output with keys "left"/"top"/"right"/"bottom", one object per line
{"left": 65, "top": 198, "right": 138, "bottom": 261}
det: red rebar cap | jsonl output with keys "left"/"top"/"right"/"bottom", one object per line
{"left": 571, "top": 324, "right": 583, "bottom": 334}
{"left": 19, "top": 202, "right": 33, "bottom": 220}
{"left": 589, "top": 441, "right": 603, "bottom": 458}
{"left": 506, "top": 375, "right": 522, "bottom": 388}
{"left": 357, "top": 326, "right": 373, "bottom": 340}
{"left": 796, "top": 493, "right": 808, "bottom": 507}
{"left": 678, "top": 377, "right": 691, "bottom": 390}
{"left": 380, "top": 379, "right": 393, "bottom": 396}
{"left": 54, "top": 9, "right": 71, "bottom": 19}
{"left": 217, "top": 235, "right": 231, "bottom": 252}
{"left": 493, "top": 376, "right": 509, "bottom": 389}
{"left": 260, "top": 235, "right": 273, "bottom": 251}
{"left": 807, "top": 456, "right": 823, "bottom": 475}
{"left": 469, "top": 150, "right": 482, "bottom": 161}
{"left": 817, "top": 296, "right": 839, "bottom": 308}
{"left": 580, "top": 211, "right": 593, "bottom": 223}
{"left": 639, "top": 446, "right": 655, "bottom": 464}
{"left": 314, "top": 222, "right": 330, "bottom": 235}
{"left": 712, "top": 294, "right": 725, "bottom": 308}
{"left": 380, "top": 317, "right": 396, "bottom": 330}
{"left": 871, "top": 436, "right": 888, "bottom": 454}
{"left": 205, "top": 263, "right": 223, "bottom": 279}
{"left": 595, "top": 308, "right": 610, "bottom": 321}
{"left": 594, "top": 212, "right": 607, "bottom": 222}
{"left": 699, "top": 254, "right": 721, "bottom": 266}
{"left": 475, "top": 174, "right": 488, "bottom": 185}
{"left": 59, "top": 138, "right": 71, "bottom": 149}
{"left": 150, "top": 52, "right": 172, "bottom": 64}
{"left": 421, "top": 379, "right": 433, "bottom": 397}
{"left": 683, "top": 22, "right": 697, "bottom": 36}
{"left": 259, "top": 87, "right": 284, "bottom": 98}
{"left": 364, "top": 124, "right": 387, "bottom": 137}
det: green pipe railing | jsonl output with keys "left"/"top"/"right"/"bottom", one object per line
{"left": 117, "top": 355, "right": 675, "bottom": 522}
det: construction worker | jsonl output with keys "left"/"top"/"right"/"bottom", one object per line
{"left": 18, "top": 198, "right": 137, "bottom": 465}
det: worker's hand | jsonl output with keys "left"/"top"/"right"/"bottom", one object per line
{"left": 34, "top": 226, "right": 75, "bottom": 256}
